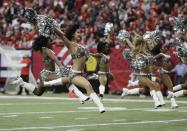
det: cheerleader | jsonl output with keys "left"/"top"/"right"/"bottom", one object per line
{"left": 13, "top": 8, "right": 89, "bottom": 103}
{"left": 120, "top": 36, "right": 164, "bottom": 108}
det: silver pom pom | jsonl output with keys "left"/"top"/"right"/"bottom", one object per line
{"left": 131, "top": 58, "right": 146, "bottom": 70}
{"left": 143, "top": 27, "right": 161, "bottom": 42}
{"left": 174, "top": 17, "right": 187, "bottom": 33}
{"left": 122, "top": 48, "right": 132, "bottom": 60}
{"left": 104, "top": 23, "right": 114, "bottom": 36}
{"left": 143, "top": 31, "right": 152, "bottom": 40}
{"left": 117, "top": 29, "right": 130, "bottom": 43}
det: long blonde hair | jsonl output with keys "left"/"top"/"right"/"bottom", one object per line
{"left": 132, "top": 36, "right": 147, "bottom": 58}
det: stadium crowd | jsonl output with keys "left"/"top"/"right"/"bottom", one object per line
{"left": 0, "top": 0, "right": 186, "bottom": 48}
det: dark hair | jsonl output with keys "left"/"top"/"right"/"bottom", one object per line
{"left": 32, "top": 36, "right": 51, "bottom": 51}
{"left": 24, "top": 8, "right": 37, "bottom": 24}
{"left": 97, "top": 40, "right": 111, "bottom": 54}
{"left": 150, "top": 43, "right": 162, "bottom": 55}
{"left": 65, "top": 23, "right": 79, "bottom": 40}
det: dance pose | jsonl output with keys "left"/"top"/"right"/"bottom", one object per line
{"left": 143, "top": 30, "right": 178, "bottom": 108}
{"left": 54, "top": 23, "right": 106, "bottom": 113}
{"left": 94, "top": 40, "right": 113, "bottom": 98}
{"left": 121, "top": 29, "right": 178, "bottom": 108}
{"left": 13, "top": 36, "right": 89, "bottom": 103}
{"left": 13, "top": 8, "right": 89, "bottom": 103}
{"left": 121, "top": 36, "right": 165, "bottom": 108}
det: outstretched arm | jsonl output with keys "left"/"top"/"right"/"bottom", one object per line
{"left": 125, "top": 38, "right": 135, "bottom": 50}
{"left": 54, "top": 27, "right": 71, "bottom": 48}
{"left": 154, "top": 53, "right": 171, "bottom": 59}
{"left": 91, "top": 53, "right": 102, "bottom": 58}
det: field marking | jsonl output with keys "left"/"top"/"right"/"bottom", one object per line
{"left": 2, "top": 115, "right": 18, "bottom": 118}
{"left": 144, "top": 108, "right": 173, "bottom": 112}
{"left": 1, "top": 96, "right": 187, "bottom": 104}
{"left": 75, "top": 118, "right": 88, "bottom": 120}
{"left": 0, "top": 102, "right": 76, "bottom": 106}
{"left": 0, "top": 118, "right": 186, "bottom": 131}
{"left": 0, "top": 106, "right": 185, "bottom": 116}
{"left": 67, "top": 129, "right": 84, "bottom": 131}
{"left": 113, "top": 119, "right": 127, "bottom": 122}
{"left": 0, "top": 110, "right": 98, "bottom": 116}
{"left": 39, "top": 116, "right": 53, "bottom": 119}
{"left": 78, "top": 107, "right": 128, "bottom": 111}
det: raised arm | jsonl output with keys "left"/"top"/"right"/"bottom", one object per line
{"left": 126, "top": 38, "right": 135, "bottom": 50}
{"left": 54, "top": 27, "right": 71, "bottom": 48}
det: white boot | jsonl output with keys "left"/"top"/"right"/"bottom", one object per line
{"left": 121, "top": 88, "right": 129, "bottom": 97}
{"left": 43, "top": 78, "right": 63, "bottom": 87}
{"left": 150, "top": 90, "right": 161, "bottom": 109}
{"left": 69, "top": 84, "right": 89, "bottom": 104}
{"left": 90, "top": 93, "right": 105, "bottom": 113}
{"left": 173, "top": 84, "right": 182, "bottom": 91}
{"left": 12, "top": 76, "right": 35, "bottom": 92}
{"left": 99, "top": 85, "right": 105, "bottom": 98}
{"left": 171, "top": 98, "right": 178, "bottom": 109}
{"left": 167, "top": 91, "right": 174, "bottom": 99}
{"left": 174, "top": 90, "right": 184, "bottom": 97}
{"left": 22, "top": 82, "right": 36, "bottom": 92}
{"left": 128, "top": 88, "right": 140, "bottom": 95}
{"left": 11, "top": 76, "right": 24, "bottom": 85}
{"left": 156, "top": 91, "right": 165, "bottom": 106}
{"left": 128, "top": 80, "right": 139, "bottom": 86}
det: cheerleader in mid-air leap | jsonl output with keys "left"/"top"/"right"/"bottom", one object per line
{"left": 12, "top": 8, "right": 89, "bottom": 103}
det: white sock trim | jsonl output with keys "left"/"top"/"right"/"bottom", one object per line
{"left": 22, "top": 82, "right": 35, "bottom": 92}
{"left": 99, "top": 85, "right": 105, "bottom": 95}
{"left": 173, "top": 85, "right": 182, "bottom": 91}
{"left": 90, "top": 92, "right": 104, "bottom": 108}
{"left": 128, "top": 88, "right": 140, "bottom": 95}
{"left": 174, "top": 90, "right": 184, "bottom": 97}
{"left": 69, "top": 84, "right": 88, "bottom": 101}
{"left": 156, "top": 91, "right": 165, "bottom": 105}
{"left": 43, "top": 78, "right": 62, "bottom": 87}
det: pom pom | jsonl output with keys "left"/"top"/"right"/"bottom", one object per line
{"left": 104, "top": 23, "right": 114, "bottom": 36}
{"left": 143, "top": 26, "right": 161, "bottom": 42}
{"left": 122, "top": 48, "right": 132, "bottom": 60}
{"left": 143, "top": 31, "right": 152, "bottom": 40}
{"left": 174, "top": 17, "right": 187, "bottom": 33}
{"left": 117, "top": 29, "right": 130, "bottom": 43}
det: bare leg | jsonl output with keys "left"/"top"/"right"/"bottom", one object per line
{"left": 98, "top": 74, "right": 107, "bottom": 97}
{"left": 72, "top": 76, "right": 105, "bottom": 113}
{"left": 139, "top": 77, "right": 161, "bottom": 108}
{"left": 71, "top": 76, "right": 94, "bottom": 95}
{"left": 161, "top": 74, "right": 173, "bottom": 91}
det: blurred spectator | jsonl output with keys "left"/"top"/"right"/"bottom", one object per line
{"left": 0, "top": 0, "right": 186, "bottom": 48}
{"left": 17, "top": 55, "right": 31, "bottom": 95}
{"left": 171, "top": 58, "right": 187, "bottom": 85}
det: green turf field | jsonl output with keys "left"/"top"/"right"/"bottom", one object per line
{"left": 0, "top": 93, "right": 187, "bottom": 131}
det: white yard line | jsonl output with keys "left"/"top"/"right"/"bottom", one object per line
{"left": 0, "top": 96, "right": 187, "bottom": 104}
{"left": 2, "top": 115, "right": 18, "bottom": 118}
{"left": 39, "top": 116, "right": 53, "bottom": 119}
{"left": 113, "top": 119, "right": 127, "bottom": 122}
{"left": 0, "top": 102, "right": 76, "bottom": 106}
{"left": 66, "top": 129, "right": 85, "bottom": 131}
{"left": 0, "top": 106, "right": 183, "bottom": 116}
{"left": 0, "top": 110, "right": 98, "bottom": 116}
{"left": 75, "top": 118, "right": 88, "bottom": 120}
{"left": 0, "top": 102, "right": 75, "bottom": 106}
{"left": 0, "top": 119, "right": 186, "bottom": 131}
